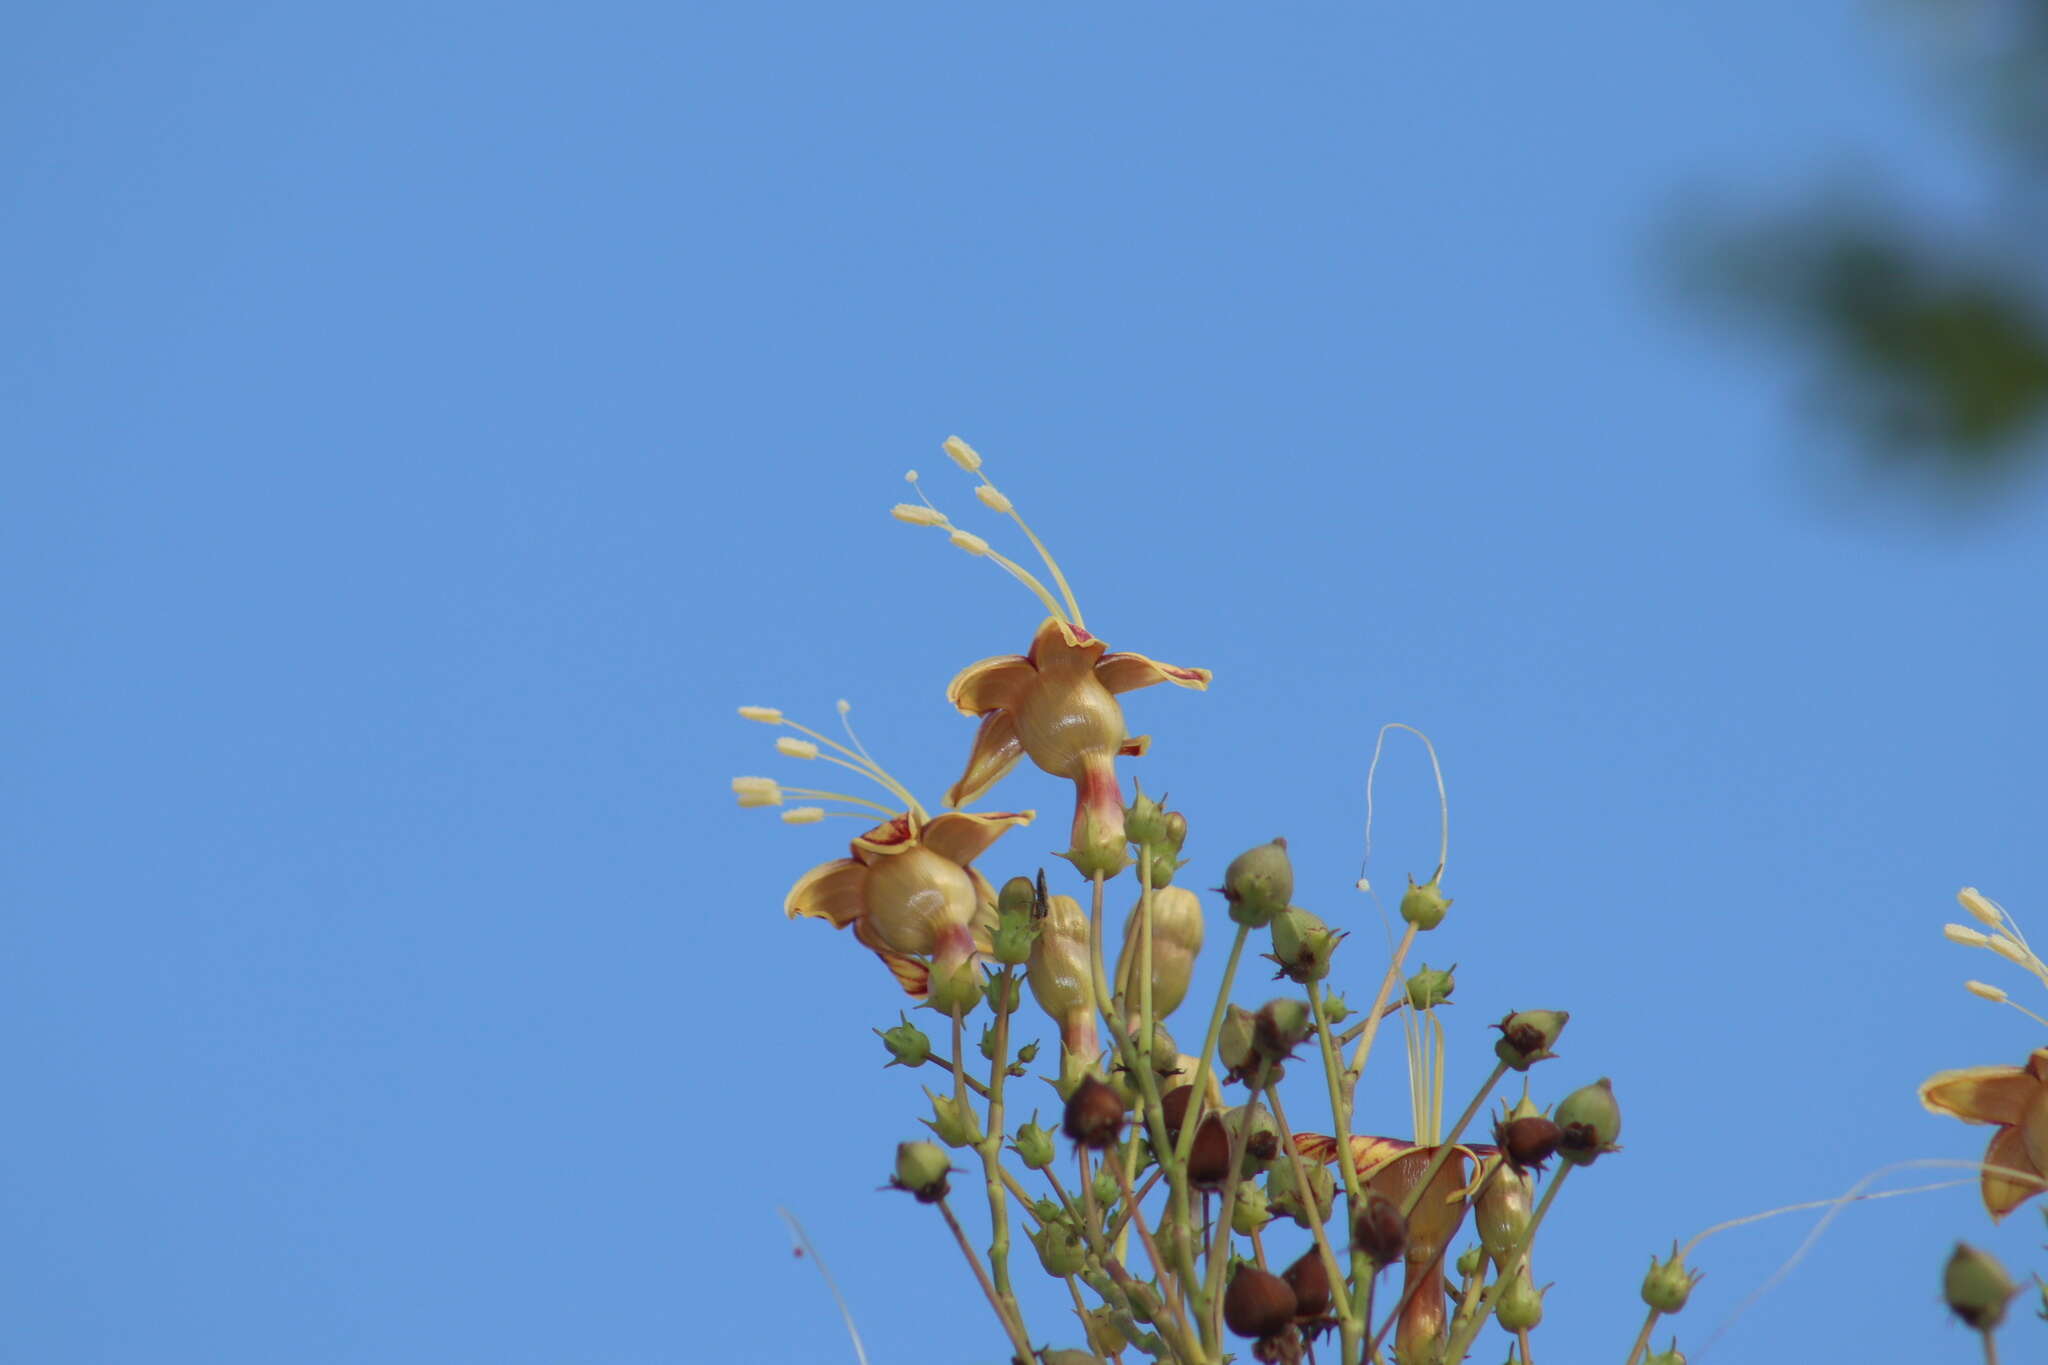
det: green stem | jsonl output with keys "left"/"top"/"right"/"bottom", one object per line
{"left": 1306, "top": 980, "right": 1370, "bottom": 1365}
{"left": 981, "top": 966, "right": 1026, "bottom": 1331}
{"left": 1266, "top": 1084, "right": 1358, "bottom": 1336}
{"left": 1441, "top": 1164, "right": 1572, "bottom": 1364}
{"left": 937, "top": 1195, "right": 1036, "bottom": 1365}
{"left": 1341, "top": 923, "right": 1419, "bottom": 1112}
{"left": 1201, "top": 1060, "right": 1274, "bottom": 1345}
{"left": 1622, "top": 1306, "right": 1660, "bottom": 1365}
{"left": 1396, "top": 1060, "right": 1510, "bottom": 1224}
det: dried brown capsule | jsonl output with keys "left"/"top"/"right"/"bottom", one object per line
{"left": 1062, "top": 1075, "right": 1127, "bottom": 1150}
{"left": 1352, "top": 1190, "right": 1408, "bottom": 1267}
{"left": 1187, "top": 1114, "right": 1232, "bottom": 1190}
{"left": 1158, "top": 1083, "right": 1196, "bottom": 1142}
{"left": 1279, "top": 1247, "right": 1332, "bottom": 1321}
{"left": 1499, "top": 1115, "right": 1562, "bottom": 1172}
{"left": 1224, "top": 1264, "right": 1298, "bottom": 1339}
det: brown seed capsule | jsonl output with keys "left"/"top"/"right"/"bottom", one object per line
{"left": 1158, "top": 1083, "right": 1196, "bottom": 1143}
{"left": 1187, "top": 1114, "right": 1232, "bottom": 1190}
{"left": 1280, "top": 1247, "right": 1332, "bottom": 1321}
{"left": 1352, "top": 1190, "right": 1408, "bottom": 1267}
{"left": 1501, "top": 1115, "right": 1562, "bottom": 1172}
{"left": 1251, "top": 1325, "right": 1305, "bottom": 1365}
{"left": 1224, "top": 1264, "right": 1298, "bottom": 1339}
{"left": 1062, "top": 1075, "right": 1127, "bottom": 1150}
{"left": 1246, "top": 1129, "right": 1279, "bottom": 1162}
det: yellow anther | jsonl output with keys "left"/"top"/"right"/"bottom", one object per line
{"left": 949, "top": 529, "right": 991, "bottom": 556}
{"left": 1945, "top": 924, "right": 1994, "bottom": 947}
{"left": 732, "top": 776, "right": 781, "bottom": 797}
{"left": 776, "top": 737, "right": 820, "bottom": 760}
{"left": 736, "top": 789, "right": 783, "bottom": 808}
{"left": 975, "top": 484, "right": 1014, "bottom": 514}
{"left": 942, "top": 436, "right": 983, "bottom": 471}
{"left": 1966, "top": 980, "right": 2009, "bottom": 1002}
{"left": 1958, "top": 888, "right": 2004, "bottom": 929}
{"left": 1988, "top": 936, "right": 2035, "bottom": 968}
{"left": 781, "top": 806, "right": 827, "bottom": 824}
{"left": 891, "top": 503, "right": 946, "bottom": 526}
{"left": 737, "top": 706, "right": 783, "bottom": 723}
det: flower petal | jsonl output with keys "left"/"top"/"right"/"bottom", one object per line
{"left": 946, "top": 653, "right": 1035, "bottom": 717}
{"left": 945, "top": 710, "right": 1028, "bottom": 809}
{"left": 849, "top": 812, "right": 918, "bottom": 859}
{"left": 1096, "top": 651, "right": 1213, "bottom": 695}
{"left": 855, "top": 916, "right": 930, "bottom": 999}
{"left": 1296, "top": 1132, "right": 1419, "bottom": 1183}
{"left": 1981, "top": 1124, "right": 2046, "bottom": 1221}
{"left": 784, "top": 857, "right": 868, "bottom": 928}
{"left": 1118, "top": 734, "right": 1150, "bottom": 758}
{"left": 1027, "top": 615, "right": 1107, "bottom": 671}
{"left": 923, "top": 809, "right": 1035, "bottom": 868}
{"left": 1920, "top": 1065, "right": 2039, "bottom": 1126}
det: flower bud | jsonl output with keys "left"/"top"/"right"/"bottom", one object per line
{"left": 992, "top": 904, "right": 1039, "bottom": 965}
{"left": 1013, "top": 1115, "right": 1056, "bottom": 1170}
{"left": 998, "top": 874, "right": 1037, "bottom": 917}
{"left": 1353, "top": 1189, "right": 1408, "bottom": 1267}
{"left": 1223, "top": 839, "right": 1294, "bottom": 928}
{"left": 1475, "top": 1163, "right": 1535, "bottom": 1269}
{"left": 1030, "top": 1220, "right": 1088, "bottom": 1276}
{"left": 1399, "top": 874, "right": 1451, "bottom": 930}
{"left": 1644, "top": 1344, "right": 1687, "bottom": 1365}
{"left": 1254, "top": 998, "right": 1313, "bottom": 1061}
{"left": 1641, "top": 1244, "right": 1702, "bottom": 1313}
{"left": 1405, "top": 963, "right": 1456, "bottom": 1010}
{"left": 1138, "top": 844, "right": 1184, "bottom": 888}
{"left": 1269, "top": 1154, "right": 1335, "bottom": 1228}
{"left": 1492, "top": 1010, "right": 1568, "bottom": 1070}
{"left": 1454, "top": 1245, "right": 1485, "bottom": 1280}
{"left": 986, "top": 972, "right": 1023, "bottom": 1015}
{"left": 1116, "top": 886, "right": 1207, "bottom": 1024}
{"left": 1219, "top": 1004, "right": 1259, "bottom": 1082}
{"left": 1063, "top": 1075, "right": 1127, "bottom": 1150}
{"left": 1555, "top": 1078, "right": 1622, "bottom": 1165}
{"left": 1224, "top": 1264, "right": 1298, "bottom": 1339}
{"left": 1230, "top": 1177, "right": 1272, "bottom": 1235}
{"left": 891, "top": 1140, "right": 953, "bottom": 1203}
{"left": 1267, "top": 907, "right": 1344, "bottom": 983}
{"left": 1944, "top": 1242, "right": 2017, "bottom": 1331}
{"left": 1038, "top": 1352, "right": 1097, "bottom": 1365}
{"left": 924, "top": 955, "right": 984, "bottom": 1017}
{"left": 1495, "top": 1265, "right": 1546, "bottom": 1331}
{"left": 1091, "top": 1166, "right": 1120, "bottom": 1208}
{"left": 1126, "top": 782, "right": 1171, "bottom": 846}
{"left": 1320, "top": 992, "right": 1353, "bottom": 1025}
{"left": 1013, "top": 1038, "right": 1040, "bottom": 1066}
{"left": 1081, "top": 1304, "right": 1124, "bottom": 1357}
{"left": 875, "top": 1014, "right": 932, "bottom": 1068}
{"left": 1281, "top": 1246, "right": 1333, "bottom": 1321}
{"left": 1029, "top": 893, "right": 1101, "bottom": 1068}
{"left": 923, "top": 1089, "right": 985, "bottom": 1148}
{"left": 1163, "top": 811, "right": 1188, "bottom": 849}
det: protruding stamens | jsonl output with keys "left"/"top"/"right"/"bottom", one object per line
{"left": 1959, "top": 888, "right": 2004, "bottom": 929}
{"left": 736, "top": 788, "right": 783, "bottom": 808}
{"left": 949, "top": 530, "right": 991, "bottom": 556}
{"left": 1946, "top": 924, "right": 1994, "bottom": 947}
{"left": 782, "top": 807, "right": 827, "bottom": 824}
{"left": 892, "top": 504, "right": 945, "bottom": 526}
{"left": 1987, "top": 936, "right": 2037, "bottom": 969}
{"left": 942, "top": 436, "right": 983, "bottom": 471}
{"left": 738, "top": 706, "right": 783, "bottom": 723}
{"left": 732, "top": 776, "right": 783, "bottom": 808}
{"left": 1966, "top": 980, "right": 2008, "bottom": 1002}
{"left": 975, "top": 484, "right": 1014, "bottom": 514}
{"left": 777, "top": 737, "right": 821, "bottom": 760}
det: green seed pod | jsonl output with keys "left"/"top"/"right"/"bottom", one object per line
{"left": 1091, "top": 1166, "right": 1120, "bottom": 1208}
{"left": 1030, "top": 1221, "right": 1088, "bottom": 1276}
{"left": 1320, "top": 992, "right": 1353, "bottom": 1025}
{"left": 1138, "top": 843, "right": 1184, "bottom": 888}
{"left": 1642, "top": 1244, "right": 1703, "bottom": 1313}
{"left": 874, "top": 1013, "right": 932, "bottom": 1068}
{"left": 1012, "top": 1115, "right": 1056, "bottom": 1170}
{"left": 923, "top": 955, "right": 984, "bottom": 1017}
{"left": 1944, "top": 1242, "right": 2017, "bottom": 1331}
{"left": 1267, "top": 907, "right": 1343, "bottom": 983}
{"left": 991, "top": 904, "right": 1039, "bottom": 966}
{"left": 1013, "top": 1038, "right": 1040, "bottom": 1066}
{"left": 1643, "top": 1343, "right": 1687, "bottom": 1365}
{"left": 1492, "top": 1010, "right": 1569, "bottom": 1070}
{"left": 1254, "top": 998, "right": 1313, "bottom": 1060}
{"left": 1218, "top": 1004, "right": 1258, "bottom": 1082}
{"left": 1116, "top": 886, "right": 1207, "bottom": 1024}
{"left": 1125, "top": 782, "right": 1171, "bottom": 847}
{"left": 891, "top": 1140, "right": 952, "bottom": 1203}
{"left": 1454, "top": 1245, "right": 1486, "bottom": 1280}
{"left": 1554, "top": 1078, "right": 1622, "bottom": 1166}
{"left": 1230, "top": 1177, "right": 1273, "bottom": 1235}
{"left": 1223, "top": 839, "right": 1293, "bottom": 928}
{"left": 1163, "top": 812, "right": 1188, "bottom": 850}
{"left": 922, "top": 1089, "right": 984, "bottom": 1149}
{"left": 1399, "top": 874, "right": 1451, "bottom": 930}
{"left": 1495, "top": 1265, "right": 1546, "bottom": 1331}
{"left": 1405, "top": 963, "right": 1456, "bottom": 1011}
{"left": 1267, "top": 1153, "right": 1335, "bottom": 1228}
{"left": 1475, "top": 1163, "right": 1535, "bottom": 1270}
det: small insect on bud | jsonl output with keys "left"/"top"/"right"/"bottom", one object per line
{"left": 874, "top": 1013, "right": 932, "bottom": 1068}
{"left": 1399, "top": 873, "right": 1451, "bottom": 930}
{"left": 1641, "top": 1243, "right": 1703, "bottom": 1313}
{"left": 1012, "top": 1115, "right": 1056, "bottom": 1170}
{"left": 1944, "top": 1242, "right": 2018, "bottom": 1332}
{"left": 1554, "top": 1078, "right": 1623, "bottom": 1166}
{"left": 1063, "top": 1075, "right": 1128, "bottom": 1150}
{"left": 1492, "top": 1010, "right": 1569, "bottom": 1070}
{"left": 1405, "top": 963, "right": 1456, "bottom": 1010}
{"left": 1352, "top": 1190, "right": 1408, "bottom": 1268}
{"left": 1223, "top": 839, "right": 1294, "bottom": 928}
{"left": 1224, "top": 1264, "right": 1298, "bottom": 1339}
{"left": 890, "top": 1140, "right": 953, "bottom": 1203}
{"left": 1495, "top": 1265, "right": 1546, "bottom": 1331}
{"left": 1281, "top": 1247, "right": 1333, "bottom": 1321}
{"left": 1187, "top": 1114, "right": 1233, "bottom": 1190}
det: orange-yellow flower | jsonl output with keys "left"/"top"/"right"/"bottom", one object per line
{"left": 1920, "top": 1048, "right": 2048, "bottom": 1220}
{"left": 785, "top": 809, "right": 1033, "bottom": 998}
{"left": 946, "top": 616, "right": 1208, "bottom": 872}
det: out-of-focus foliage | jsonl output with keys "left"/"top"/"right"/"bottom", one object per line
{"left": 1687, "top": 0, "right": 2048, "bottom": 481}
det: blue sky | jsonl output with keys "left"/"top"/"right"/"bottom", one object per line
{"left": 7, "top": 4, "right": 2047, "bottom": 1363}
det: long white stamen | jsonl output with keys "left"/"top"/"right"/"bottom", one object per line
{"left": 782, "top": 807, "right": 827, "bottom": 824}
{"left": 891, "top": 504, "right": 946, "bottom": 526}
{"left": 738, "top": 706, "right": 783, "bottom": 723}
{"left": 835, "top": 699, "right": 885, "bottom": 777}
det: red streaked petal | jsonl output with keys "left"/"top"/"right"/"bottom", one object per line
{"left": 1118, "top": 734, "right": 1150, "bottom": 758}
{"left": 922, "top": 809, "right": 1035, "bottom": 868}
{"left": 855, "top": 917, "right": 930, "bottom": 999}
{"left": 1028, "top": 615, "right": 1107, "bottom": 669}
{"left": 946, "top": 653, "right": 1035, "bottom": 716}
{"left": 784, "top": 858, "right": 868, "bottom": 928}
{"left": 1921, "top": 1065, "right": 2039, "bottom": 1126}
{"left": 945, "top": 710, "right": 1027, "bottom": 809}
{"left": 1096, "top": 651, "right": 1213, "bottom": 695}
{"left": 850, "top": 812, "right": 918, "bottom": 859}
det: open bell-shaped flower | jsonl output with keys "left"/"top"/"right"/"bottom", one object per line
{"left": 785, "top": 809, "right": 1033, "bottom": 1000}
{"left": 1920, "top": 1047, "right": 2048, "bottom": 1220}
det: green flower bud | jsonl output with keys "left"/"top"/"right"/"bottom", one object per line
{"left": 1218, "top": 1004, "right": 1258, "bottom": 1082}
{"left": 1406, "top": 963, "right": 1456, "bottom": 1010}
{"left": 1475, "top": 1164, "right": 1535, "bottom": 1270}
{"left": 998, "top": 874, "right": 1037, "bottom": 917}
{"left": 1495, "top": 1265, "right": 1546, "bottom": 1331}
{"left": 978, "top": 1021, "right": 1001, "bottom": 1062}
{"left": 1030, "top": 1221, "right": 1088, "bottom": 1276}
{"left": 986, "top": 972, "right": 1023, "bottom": 1015}
{"left": 923, "top": 1089, "right": 985, "bottom": 1149}
{"left": 1014, "top": 1038, "right": 1040, "bottom": 1066}
{"left": 1554, "top": 1078, "right": 1622, "bottom": 1166}
{"left": 1492, "top": 1010, "right": 1568, "bottom": 1070}
{"left": 1116, "top": 886, "right": 1207, "bottom": 1024}
{"left": 1945, "top": 1242, "right": 2017, "bottom": 1331}
{"left": 1642, "top": 1244, "right": 1703, "bottom": 1313}
{"left": 1081, "top": 1304, "right": 1124, "bottom": 1357}
{"left": 1138, "top": 843, "right": 1184, "bottom": 888}
{"left": 874, "top": 1013, "right": 932, "bottom": 1068}
{"left": 1104, "top": 1262, "right": 1161, "bottom": 1324}
{"left": 1455, "top": 1245, "right": 1486, "bottom": 1280}
{"left": 1643, "top": 1342, "right": 1687, "bottom": 1365}
{"left": 1223, "top": 839, "right": 1293, "bottom": 928}
{"left": 1091, "top": 1167, "right": 1120, "bottom": 1208}
{"left": 1013, "top": 1115, "right": 1056, "bottom": 1170}
{"left": 1399, "top": 874, "right": 1451, "bottom": 930}
{"left": 1267, "top": 907, "right": 1344, "bottom": 983}
{"left": 992, "top": 906, "right": 1039, "bottom": 966}
{"left": 1254, "top": 998, "right": 1313, "bottom": 1061}
{"left": 1126, "top": 781, "right": 1171, "bottom": 846}
{"left": 1268, "top": 1153, "right": 1335, "bottom": 1228}
{"left": 924, "top": 955, "right": 984, "bottom": 1017}
{"left": 1230, "top": 1177, "right": 1273, "bottom": 1235}
{"left": 891, "top": 1140, "right": 953, "bottom": 1203}
{"left": 1163, "top": 812, "right": 1188, "bottom": 850}
{"left": 1320, "top": 991, "right": 1352, "bottom": 1025}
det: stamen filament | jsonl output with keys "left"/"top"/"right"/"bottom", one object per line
{"left": 775, "top": 718, "right": 927, "bottom": 820}
{"left": 780, "top": 786, "right": 898, "bottom": 816}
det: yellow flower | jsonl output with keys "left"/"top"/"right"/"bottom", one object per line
{"left": 946, "top": 616, "right": 1208, "bottom": 872}
{"left": 785, "top": 809, "right": 1033, "bottom": 998}
{"left": 1920, "top": 1048, "right": 2048, "bottom": 1220}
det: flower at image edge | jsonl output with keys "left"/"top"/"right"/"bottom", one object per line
{"left": 1920, "top": 1047, "right": 2048, "bottom": 1220}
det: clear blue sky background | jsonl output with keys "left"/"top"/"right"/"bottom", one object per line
{"left": 7, "top": 4, "right": 2047, "bottom": 1363}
